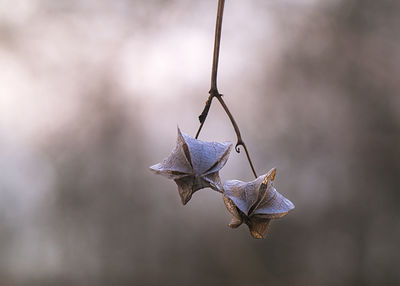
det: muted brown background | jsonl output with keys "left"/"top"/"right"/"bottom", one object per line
{"left": 1, "top": 0, "right": 399, "bottom": 285}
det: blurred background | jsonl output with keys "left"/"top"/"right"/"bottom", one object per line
{"left": 1, "top": 0, "right": 399, "bottom": 285}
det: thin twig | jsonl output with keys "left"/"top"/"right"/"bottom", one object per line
{"left": 215, "top": 94, "right": 257, "bottom": 178}
{"left": 196, "top": 0, "right": 225, "bottom": 128}
{"left": 195, "top": 0, "right": 257, "bottom": 179}
{"left": 210, "top": 0, "right": 224, "bottom": 91}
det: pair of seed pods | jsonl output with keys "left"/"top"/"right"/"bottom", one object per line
{"left": 150, "top": 128, "right": 294, "bottom": 239}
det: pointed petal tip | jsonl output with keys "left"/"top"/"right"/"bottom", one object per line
{"left": 149, "top": 163, "right": 162, "bottom": 172}
{"left": 228, "top": 217, "right": 243, "bottom": 228}
{"left": 177, "top": 127, "right": 191, "bottom": 147}
{"left": 285, "top": 198, "right": 295, "bottom": 211}
{"left": 261, "top": 168, "right": 277, "bottom": 184}
{"left": 268, "top": 167, "right": 277, "bottom": 181}
{"left": 250, "top": 231, "right": 265, "bottom": 239}
{"left": 177, "top": 127, "right": 191, "bottom": 139}
{"left": 279, "top": 191, "right": 295, "bottom": 211}
{"left": 180, "top": 192, "right": 192, "bottom": 205}
{"left": 247, "top": 218, "right": 271, "bottom": 239}
{"left": 223, "top": 141, "right": 234, "bottom": 150}
{"left": 177, "top": 127, "right": 183, "bottom": 140}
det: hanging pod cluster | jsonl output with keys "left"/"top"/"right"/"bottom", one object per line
{"left": 149, "top": 0, "right": 294, "bottom": 238}
{"left": 150, "top": 129, "right": 294, "bottom": 239}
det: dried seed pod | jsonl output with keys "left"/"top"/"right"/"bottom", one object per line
{"left": 150, "top": 128, "right": 232, "bottom": 205}
{"left": 223, "top": 168, "right": 294, "bottom": 239}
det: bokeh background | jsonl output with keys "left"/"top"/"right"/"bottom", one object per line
{"left": 1, "top": 0, "right": 399, "bottom": 285}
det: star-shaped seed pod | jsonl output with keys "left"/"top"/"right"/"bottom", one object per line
{"left": 223, "top": 168, "right": 294, "bottom": 239}
{"left": 150, "top": 128, "right": 233, "bottom": 205}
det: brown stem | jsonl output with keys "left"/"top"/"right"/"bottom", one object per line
{"left": 197, "top": 0, "right": 224, "bottom": 127}
{"left": 215, "top": 94, "right": 257, "bottom": 178}
{"left": 210, "top": 0, "right": 224, "bottom": 91}
{"left": 195, "top": 0, "right": 257, "bottom": 179}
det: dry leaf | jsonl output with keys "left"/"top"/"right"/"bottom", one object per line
{"left": 223, "top": 168, "right": 294, "bottom": 239}
{"left": 150, "top": 128, "right": 233, "bottom": 205}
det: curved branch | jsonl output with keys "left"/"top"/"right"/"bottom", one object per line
{"left": 215, "top": 94, "right": 257, "bottom": 178}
